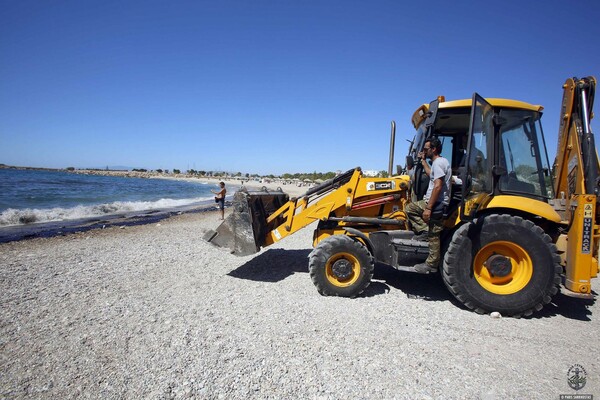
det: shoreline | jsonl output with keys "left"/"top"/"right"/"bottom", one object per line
{"left": 0, "top": 174, "right": 309, "bottom": 243}
{"left": 0, "top": 200, "right": 222, "bottom": 244}
{"left": 169, "top": 176, "right": 309, "bottom": 198}
{"left": 1, "top": 165, "right": 315, "bottom": 199}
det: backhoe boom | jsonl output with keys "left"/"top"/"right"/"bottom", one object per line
{"left": 552, "top": 76, "right": 599, "bottom": 296}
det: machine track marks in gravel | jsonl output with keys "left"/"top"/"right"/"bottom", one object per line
{"left": 442, "top": 214, "right": 562, "bottom": 317}
{"left": 309, "top": 235, "right": 374, "bottom": 297}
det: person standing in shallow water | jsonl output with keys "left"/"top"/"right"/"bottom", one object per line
{"left": 211, "top": 181, "right": 226, "bottom": 220}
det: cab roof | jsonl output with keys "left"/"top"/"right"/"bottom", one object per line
{"left": 411, "top": 97, "right": 543, "bottom": 129}
{"left": 438, "top": 98, "right": 543, "bottom": 112}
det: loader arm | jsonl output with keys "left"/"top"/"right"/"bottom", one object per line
{"left": 206, "top": 167, "right": 411, "bottom": 256}
{"left": 261, "top": 168, "right": 364, "bottom": 246}
{"left": 552, "top": 76, "right": 600, "bottom": 295}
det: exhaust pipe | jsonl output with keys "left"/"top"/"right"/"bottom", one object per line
{"left": 388, "top": 120, "right": 396, "bottom": 177}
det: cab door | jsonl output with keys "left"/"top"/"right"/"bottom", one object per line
{"left": 461, "top": 93, "right": 494, "bottom": 219}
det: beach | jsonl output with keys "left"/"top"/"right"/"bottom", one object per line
{"left": 0, "top": 168, "right": 312, "bottom": 242}
{"left": 1, "top": 205, "right": 599, "bottom": 399}
{"left": 161, "top": 175, "right": 312, "bottom": 199}
{"left": 62, "top": 168, "right": 316, "bottom": 198}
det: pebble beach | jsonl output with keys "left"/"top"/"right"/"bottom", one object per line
{"left": 1, "top": 183, "right": 599, "bottom": 399}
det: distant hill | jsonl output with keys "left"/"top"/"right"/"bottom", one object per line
{"left": 0, "top": 164, "right": 62, "bottom": 171}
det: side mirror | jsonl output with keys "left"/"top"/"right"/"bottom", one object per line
{"left": 406, "top": 155, "right": 415, "bottom": 169}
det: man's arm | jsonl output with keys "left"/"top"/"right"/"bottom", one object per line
{"left": 427, "top": 178, "right": 443, "bottom": 209}
{"left": 420, "top": 158, "right": 431, "bottom": 176}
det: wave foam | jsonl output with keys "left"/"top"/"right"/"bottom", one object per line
{"left": 0, "top": 196, "right": 213, "bottom": 226}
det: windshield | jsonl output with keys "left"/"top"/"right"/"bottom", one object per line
{"left": 498, "top": 109, "right": 554, "bottom": 198}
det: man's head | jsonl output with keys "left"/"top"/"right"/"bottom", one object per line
{"left": 219, "top": 181, "right": 225, "bottom": 187}
{"left": 424, "top": 137, "right": 442, "bottom": 159}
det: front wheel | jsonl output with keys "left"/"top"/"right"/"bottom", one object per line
{"left": 309, "top": 235, "right": 374, "bottom": 297}
{"left": 442, "top": 214, "right": 561, "bottom": 317}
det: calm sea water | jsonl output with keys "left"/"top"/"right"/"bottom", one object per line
{"left": 0, "top": 169, "right": 229, "bottom": 226}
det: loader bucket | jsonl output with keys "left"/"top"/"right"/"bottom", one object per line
{"left": 203, "top": 188, "right": 290, "bottom": 256}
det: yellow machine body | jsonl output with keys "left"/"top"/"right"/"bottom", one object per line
{"left": 206, "top": 76, "right": 598, "bottom": 316}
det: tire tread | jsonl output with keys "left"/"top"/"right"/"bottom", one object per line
{"left": 442, "top": 214, "right": 561, "bottom": 317}
{"left": 309, "top": 235, "right": 374, "bottom": 297}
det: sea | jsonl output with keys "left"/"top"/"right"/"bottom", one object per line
{"left": 0, "top": 169, "right": 231, "bottom": 237}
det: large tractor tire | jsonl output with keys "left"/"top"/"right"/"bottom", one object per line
{"left": 442, "top": 214, "right": 561, "bottom": 317}
{"left": 309, "top": 235, "right": 374, "bottom": 297}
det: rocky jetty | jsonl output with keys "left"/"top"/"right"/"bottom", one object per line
{"left": 69, "top": 169, "right": 161, "bottom": 179}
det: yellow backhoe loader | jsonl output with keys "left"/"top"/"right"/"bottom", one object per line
{"left": 205, "top": 76, "right": 598, "bottom": 317}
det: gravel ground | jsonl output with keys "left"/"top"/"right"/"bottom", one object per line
{"left": 1, "top": 209, "right": 598, "bottom": 399}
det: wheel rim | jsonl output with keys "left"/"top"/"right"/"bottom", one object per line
{"left": 325, "top": 252, "right": 361, "bottom": 287}
{"left": 473, "top": 241, "right": 533, "bottom": 295}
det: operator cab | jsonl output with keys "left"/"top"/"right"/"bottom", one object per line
{"left": 465, "top": 95, "right": 554, "bottom": 205}
{"left": 406, "top": 96, "right": 555, "bottom": 220}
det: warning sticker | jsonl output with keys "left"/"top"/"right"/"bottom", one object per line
{"left": 584, "top": 204, "right": 593, "bottom": 218}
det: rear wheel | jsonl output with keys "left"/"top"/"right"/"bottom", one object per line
{"left": 309, "top": 235, "right": 374, "bottom": 297}
{"left": 442, "top": 214, "right": 561, "bottom": 317}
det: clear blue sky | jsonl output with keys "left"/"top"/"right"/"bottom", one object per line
{"left": 1, "top": 0, "right": 599, "bottom": 175}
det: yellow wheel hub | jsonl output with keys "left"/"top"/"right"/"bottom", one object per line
{"left": 325, "top": 252, "right": 361, "bottom": 287}
{"left": 473, "top": 241, "right": 533, "bottom": 295}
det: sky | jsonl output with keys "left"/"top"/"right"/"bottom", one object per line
{"left": 1, "top": 0, "right": 599, "bottom": 176}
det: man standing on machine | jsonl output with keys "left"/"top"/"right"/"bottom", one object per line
{"left": 405, "top": 137, "right": 452, "bottom": 274}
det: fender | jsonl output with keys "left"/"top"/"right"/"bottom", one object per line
{"left": 485, "top": 195, "right": 562, "bottom": 223}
